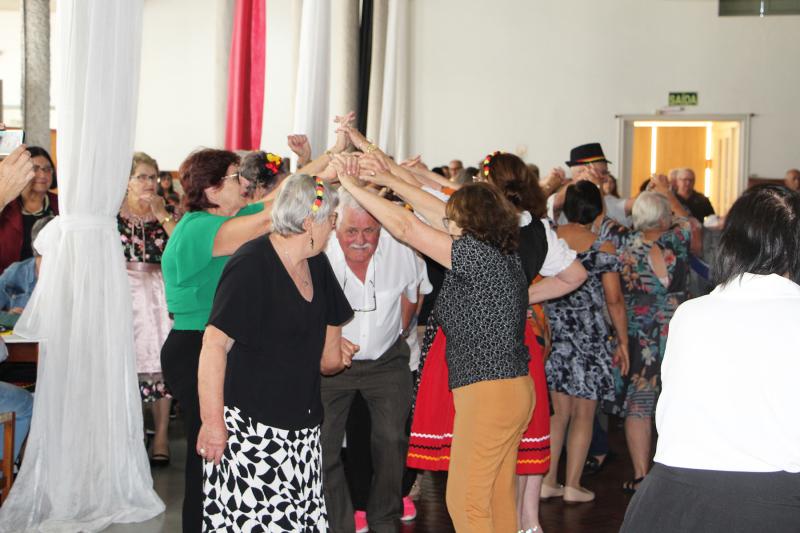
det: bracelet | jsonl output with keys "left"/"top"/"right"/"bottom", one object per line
{"left": 161, "top": 215, "right": 173, "bottom": 225}
{"left": 364, "top": 143, "right": 378, "bottom": 154}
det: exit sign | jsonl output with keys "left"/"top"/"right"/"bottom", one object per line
{"left": 669, "top": 92, "right": 699, "bottom": 106}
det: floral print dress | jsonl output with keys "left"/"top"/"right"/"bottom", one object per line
{"left": 118, "top": 204, "right": 178, "bottom": 402}
{"left": 607, "top": 219, "right": 691, "bottom": 418}
{"left": 544, "top": 242, "right": 621, "bottom": 402}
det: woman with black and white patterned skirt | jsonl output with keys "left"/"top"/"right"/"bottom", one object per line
{"left": 195, "top": 174, "right": 354, "bottom": 532}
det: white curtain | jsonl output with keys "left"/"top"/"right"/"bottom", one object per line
{"left": 0, "top": 1, "right": 164, "bottom": 531}
{"left": 365, "top": 0, "right": 388, "bottom": 144}
{"left": 292, "top": 0, "right": 331, "bottom": 158}
{"left": 376, "top": 0, "right": 409, "bottom": 160}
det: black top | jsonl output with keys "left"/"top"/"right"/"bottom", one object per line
{"left": 418, "top": 255, "right": 446, "bottom": 325}
{"left": 434, "top": 234, "right": 530, "bottom": 390}
{"left": 519, "top": 218, "right": 548, "bottom": 284}
{"left": 20, "top": 196, "right": 56, "bottom": 261}
{"left": 680, "top": 191, "right": 715, "bottom": 222}
{"left": 208, "top": 236, "right": 353, "bottom": 430}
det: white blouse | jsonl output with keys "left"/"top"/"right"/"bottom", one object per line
{"left": 654, "top": 273, "right": 800, "bottom": 473}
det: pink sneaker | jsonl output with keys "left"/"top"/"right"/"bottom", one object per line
{"left": 354, "top": 510, "right": 369, "bottom": 533}
{"left": 401, "top": 496, "right": 417, "bottom": 521}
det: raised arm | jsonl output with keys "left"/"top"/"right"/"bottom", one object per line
{"left": 297, "top": 111, "right": 356, "bottom": 177}
{"left": 288, "top": 134, "right": 312, "bottom": 168}
{"left": 0, "top": 145, "right": 34, "bottom": 211}
{"left": 196, "top": 325, "right": 234, "bottom": 465}
{"left": 336, "top": 168, "right": 453, "bottom": 269}
{"left": 403, "top": 161, "right": 459, "bottom": 191}
{"left": 358, "top": 154, "right": 448, "bottom": 228}
{"left": 650, "top": 174, "right": 690, "bottom": 219}
{"left": 212, "top": 198, "right": 274, "bottom": 257}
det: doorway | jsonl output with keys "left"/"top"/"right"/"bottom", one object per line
{"left": 616, "top": 115, "right": 750, "bottom": 216}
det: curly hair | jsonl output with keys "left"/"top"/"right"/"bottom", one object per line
{"left": 446, "top": 182, "right": 520, "bottom": 254}
{"left": 484, "top": 152, "right": 546, "bottom": 218}
{"left": 179, "top": 148, "right": 240, "bottom": 212}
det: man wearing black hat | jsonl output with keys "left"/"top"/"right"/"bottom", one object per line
{"left": 549, "top": 143, "right": 634, "bottom": 226}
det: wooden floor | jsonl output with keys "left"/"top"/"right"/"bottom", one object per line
{"left": 402, "top": 420, "right": 635, "bottom": 533}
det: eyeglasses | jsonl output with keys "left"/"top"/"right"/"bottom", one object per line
{"left": 33, "top": 164, "right": 54, "bottom": 175}
{"left": 342, "top": 265, "right": 376, "bottom": 312}
{"left": 222, "top": 172, "right": 241, "bottom": 183}
{"left": 131, "top": 173, "right": 157, "bottom": 182}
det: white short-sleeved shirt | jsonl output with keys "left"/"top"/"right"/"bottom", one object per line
{"left": 519, "top": 211, "right": 576, "bottom": 278}
{"left": 326, "top": 230, "right": 430, "bottom": 361}
{"left": 655, "top": 273, "right": 800, "bottom": 473}
{"left": 538, "top": 218, "right": 576, "bottom": 276}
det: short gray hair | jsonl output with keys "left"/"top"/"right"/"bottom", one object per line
{"left": 336, "top": 187, "right": 368, "bottom": 218}
{"left": 271, "top": 174, "right": 339, "bottom": 236}
{"left": 632, "top": 191, "right": 672, "bottom": 231}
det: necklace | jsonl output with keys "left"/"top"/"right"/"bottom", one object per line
{"left": 272, "top": 236, "right": 311, "bottom": 288}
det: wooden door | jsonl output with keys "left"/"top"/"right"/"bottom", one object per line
{"left": 712, "top": 122, "right": 740, "bottom": 215}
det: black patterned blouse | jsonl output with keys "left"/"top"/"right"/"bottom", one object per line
{"left": 117, "top": 205, "right": 177, "bottom": 264}
{"left": 433, "top": 234, "right": 530, "bottom": 390}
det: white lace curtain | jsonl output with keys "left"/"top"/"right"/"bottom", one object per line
{"left": 0, "top": 1, "right": 164, "bottom": 531}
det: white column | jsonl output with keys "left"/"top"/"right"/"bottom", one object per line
{"left": 21, "top": 0, "right": 50, "bottom": 149}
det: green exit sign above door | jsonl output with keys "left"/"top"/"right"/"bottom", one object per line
{"left": 669, "top": 92, "right": 699, "bottom": 106}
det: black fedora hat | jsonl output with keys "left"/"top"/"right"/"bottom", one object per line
{"left": 566, "top": 143, "right": 611, "bottom": 167}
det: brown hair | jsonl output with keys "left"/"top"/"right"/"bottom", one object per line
{"left": 130, "top": 152, "right": 159, "bottom": 177}
{"left": 179, "top": 148, "right": 240, "bottom": 212}
{"left": 446, "top": 182, "right": 519, "bottom": 254}
{"left": 485, "top": 152, "right": 546, "bottom": 218}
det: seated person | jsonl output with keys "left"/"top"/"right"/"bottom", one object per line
{"left": 0, "top": 215, "right": 53, "bottom": 314}
{"left": 0, "top": 146, "right": 59, "bottom": 274}
{"left": 0, "top": 338, "right": 34, "bottom": 464}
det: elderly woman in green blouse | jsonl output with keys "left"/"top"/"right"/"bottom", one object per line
{"left": 159, "top": 148, "right": 273, "bottom": 533}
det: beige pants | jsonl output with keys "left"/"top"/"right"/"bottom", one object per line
{"left": 446, "top": 376, "right": 535, "bottom": 533}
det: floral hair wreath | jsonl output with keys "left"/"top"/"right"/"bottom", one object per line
{"left": 264, "top": 152, "right": 283, "bottom": 178}
{"left": 482, "top": 150, "right": 502, "bottom": 179}
{"left": 311, "top": 178, "right": 325, "bottom": 212}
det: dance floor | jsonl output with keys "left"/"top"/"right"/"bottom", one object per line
{"left": 103, "top": 418, "right": 636, "bottom": 532}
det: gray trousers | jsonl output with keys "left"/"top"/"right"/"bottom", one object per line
{"left": 321, "top": 337, "right": 412, "bottom": 533}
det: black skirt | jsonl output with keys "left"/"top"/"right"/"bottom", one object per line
{"left": 621, "top": 463, "right": 800, "bottom": 533}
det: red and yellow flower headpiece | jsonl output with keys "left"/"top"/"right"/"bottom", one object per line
{"left": 481, "top": 150, "right": 502, "bottom": 179}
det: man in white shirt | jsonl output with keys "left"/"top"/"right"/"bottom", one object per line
{"left": 321, "top": 189, "right": 429, "bottom": 533}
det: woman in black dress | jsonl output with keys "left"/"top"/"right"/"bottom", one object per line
{"left": 195, "top": 174, "right": 355, "bottom": 531}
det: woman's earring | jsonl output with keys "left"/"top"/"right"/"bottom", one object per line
{"left": 310, "top": 235, "right": 315, "bottom": 249}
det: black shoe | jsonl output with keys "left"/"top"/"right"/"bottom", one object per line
{"left": 583, "top": 450, "right": 616, "bottom": 476}
{"left": 622, "top": 476, "right": 645, "bottom": 494}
